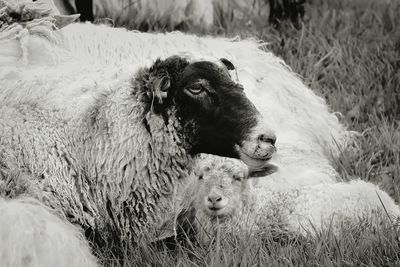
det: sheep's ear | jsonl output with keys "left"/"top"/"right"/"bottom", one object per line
{"left": 53, "top": 14, "right": 80, "bottom": 29}
{"left": 248, "top": 163, "right": 278, "bottom": 178}
{"left": 151, "top": 71, "right": 171, "bottom": 105}
{"left": 220, "top": 58, "right": 235, "bottom": 70}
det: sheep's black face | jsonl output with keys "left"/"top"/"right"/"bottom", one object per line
{"left": 174, "top": 62, "right": 257, "bottom": 156}
{"left": 145, "top": 56, "right": 277, "bottom": 172}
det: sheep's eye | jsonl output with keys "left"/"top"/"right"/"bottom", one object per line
{"left": 233, "top": 173, "right": 245, "bottom": 182}
{"left": 198, "top": 174, "right": 204, "bottom": 180}
{"left": 233, "top": 174, "right": 243, "bottom": 181}
{"left": 186, "top": 83, "right": 204, "bottom": 95}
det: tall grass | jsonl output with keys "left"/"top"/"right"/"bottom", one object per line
{"left": 100, "top": 0, "right": 400, "bottom": 265}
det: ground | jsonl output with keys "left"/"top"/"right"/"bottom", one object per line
{"left": 98, "top": 0, "right": 400, "bottom": 265}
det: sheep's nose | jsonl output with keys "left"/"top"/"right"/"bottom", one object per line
{"left": 257, "top": 133, "right": 277, "bottom": 146}
{"left": 208, "top": 193, "right": 222, "bottom": 204}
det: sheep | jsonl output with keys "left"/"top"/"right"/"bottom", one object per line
{"left": 0, "top": 0, "right": 352, "bottom": 261}
{"left": 60, "top": 25, "right": 351, "bottom": 190}
{"left": 189, "top": 155, "right": 400, "bottom": 244}
{"left": 187, "top": 155, "right": 275, "bottom": 244}
{"left": 53, "top": 0, "right": 305, "bottom": 30}
{"left": 0, "top": 197, "right": 98, "bottom": 267}
{"left": 0, "top": 0, "right": 282, "bottom": 259}
{"left": 54, "top": 0, "right": 214, "bottom": 30}
{"left": 1, "top": 0, "right": 350, "bottom": 190}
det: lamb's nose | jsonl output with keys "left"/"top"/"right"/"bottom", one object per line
{"left": 208, "top": 194, "right": 222, "bottom": 204}
{"left": 257, "top": 133, "right": 277, "bottom": 146}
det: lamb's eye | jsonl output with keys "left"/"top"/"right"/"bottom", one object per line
{"left": 198, "top": 174, "right": 204, "bottom": 180}
{"left": 186, "top": 83, "right": 204, "bottom": 95}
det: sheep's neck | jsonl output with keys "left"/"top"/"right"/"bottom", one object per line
{"left": 79, "top": 88, "right": 194, "bottom": 243}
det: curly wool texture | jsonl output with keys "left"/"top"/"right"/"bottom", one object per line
{"left": 191, "top": 156, "right": 400, "bottom": 242}
{"left": 1, "top": 5, "right": 351, "bottom": 255}
{"left": 0, "top": 18, "right": 351, "bottom": 232}
{"left": 0, "top": 5, "right": 193, "bottom": 249}
{"left": 3, "top": 21, "right": 351, "bottom": 187}
{"left": 0, "top": 197, "right": 97, "bottom": 267}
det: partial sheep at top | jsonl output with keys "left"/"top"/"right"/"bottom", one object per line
{"left": 53, "top": 0, "right": 305, "bottom": 30}
{"left": 1, "top": 0, "right": 350, "bottom": 264}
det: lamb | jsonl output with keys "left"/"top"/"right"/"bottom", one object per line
{"left": 190, "top": 155, "right": 400, "bottom": 244}
{"left": 186, "top": 155, "right": 275, "bottom": 244}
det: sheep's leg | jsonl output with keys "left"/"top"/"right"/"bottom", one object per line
{"left": 75, "top": 0, "right": 93, "bottom": 21}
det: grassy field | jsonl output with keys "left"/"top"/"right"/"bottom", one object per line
{"left": 101, "top": 0, "right": 400, "bottom": 266}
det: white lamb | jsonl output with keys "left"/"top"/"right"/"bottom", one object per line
{"left": 190, "top": 155, "right": 400, "bottom": 244}
{"left": 186, "top": 155, "right": 269, "bottom": 244}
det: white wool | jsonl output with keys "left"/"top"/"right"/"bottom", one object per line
{"left": 56, "top": 0, "right": 214, "bottom": 29}
{"left": 1, "top": 22, "right": 351, "bottom": 189}
{"left": 0, "top": 197, "right": 98, "bottom": 267}
{"left": 191, "top": 156, "right": 400, "bottom": 239}
{"left": 0, "top": 14, "right": 352, "bottom": 260}
{"left": 252, "top": 179, "right": 400, "bottom": 235}
{"left": 55, "top": 0, "right": 271, "bottom": 30}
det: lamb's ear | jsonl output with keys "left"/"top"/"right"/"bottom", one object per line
{"left": 151, "top": 71, "right": 171, "bottom": 105}
{"left": 248, "top": 163, "right": 278, "bottom": 178}
{"left": 220, "top": 58, "right": 235, "bottom": 71}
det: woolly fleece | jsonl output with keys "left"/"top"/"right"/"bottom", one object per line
{"left": 191, "top": 155, "right": 400, "bottom": 242}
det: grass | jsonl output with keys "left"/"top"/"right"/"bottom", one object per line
{"left": 99, "top": 0, "right": 400, "bottom": 265}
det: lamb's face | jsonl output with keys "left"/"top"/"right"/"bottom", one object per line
{"left": 145, "top": 56, "right": 277, "bottom": 172}
{"left": 195, "top": 156, "right": 248, "bottom": 218}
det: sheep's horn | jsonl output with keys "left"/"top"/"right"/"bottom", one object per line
{"left": 220, "top": 58, "right": 235, "bottom": 70}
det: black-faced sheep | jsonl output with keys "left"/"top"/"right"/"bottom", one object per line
{"left": 0, "top": 2, "right": 279, "bottom": 259}
{"left": 1, "top": 0, "right": 353, "bottom": 263}
{"left": 0, "top": 54, "right": 277, "bottom": 246}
